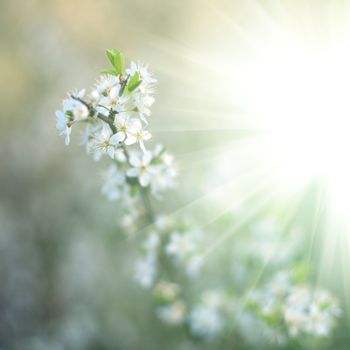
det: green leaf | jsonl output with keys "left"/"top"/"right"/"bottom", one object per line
{"left": 106, "top": 49, "right": 118, "bottom": 67}
{"left": 100, "top": 69, "right": 118, "bottom": 76}
{"left": 113, "top": 51, "right": 125, "bottom": 74}
{"left": 105, "top": 49, "right": 125, "bottom": 74}
{"left": 127, "top": 72, "right": 142, "bottom": 92}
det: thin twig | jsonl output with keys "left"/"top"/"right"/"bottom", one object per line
{"left": 119, "top": 74, "right": 130, "bottom": 96}
{"left": 140, "top": 188, "right": 155, "bottom": 223}
{"left": 71, "top": 95, "right": 117, "bottom": 133}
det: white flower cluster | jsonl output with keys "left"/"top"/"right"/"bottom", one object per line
{"left": 246, "top": 270, "right": 341, "bottom": 346}
{"left": 134, "top": 218, "right": 205, "bottom": 289}
{"left": 154, "top": 280, "right": 229, "bottom": 339}
{"left": 55, "top": 50, "right": 176, "bottom": 220}
{"left": 134, "top": 231, "right": 160, "bottom": 288}
{"left": 188, "top": 290, "right": 227, "bottom": 339}
{"left": 133, "top": 217, "right": 235, "bottom": 340}
{"left": 284, "top": 286, "right": 341, "bottom": 338}
{"left": 136, "top": 216, "right": 343, "bottom": 347}
{"left": 155, "top": 281, "right": 186, "bottom": 326}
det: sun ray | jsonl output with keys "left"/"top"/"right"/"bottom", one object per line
{"left": 201, "top": 178, "right": 280, "bottom": 260}
{"left": 307, "top": 180, "right": 328, "bottom": 266}
{"left": 130, "top": 153, "right": 278, "bottom": 241}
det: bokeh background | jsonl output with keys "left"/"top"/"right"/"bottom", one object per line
{"left": 1, "top": 0, "right": 350, "bottom": 349}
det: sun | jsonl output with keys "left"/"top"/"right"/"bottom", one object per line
{"left": 223, "top": 27, "right": 350, "bottom": 222}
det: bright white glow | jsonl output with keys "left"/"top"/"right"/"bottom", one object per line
{"left": 228, "top": 37, "right": 350, "bottom": 216}
{"left": 216, "top": 30, "right": 350, "bottom": 223}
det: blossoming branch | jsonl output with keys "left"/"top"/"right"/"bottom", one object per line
{"left": 56, "top": 49, "right": 176, "bottom": 224}
{"left": 55, "top": 49, "right": 341, "bottom": 347}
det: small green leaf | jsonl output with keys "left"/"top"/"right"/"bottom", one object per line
{"left": 127, "top": 72, "right": 142, "bottom": 92}
{"left": 113, "top": 51, "right": 125, "bottom": 74}
{"left": 100, "top": 69, "right": 118, "bottom": 76}
{"left": 106, "top": 49, "right": 118, "bottom": 67}
{"left": 105, "top": 49, "right": 125, "bottom": 74}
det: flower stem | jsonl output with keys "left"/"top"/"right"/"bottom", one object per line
{"left": 71, "top": 95, "right": 117, "bottom": 133}
{"left": 140, "top": 187, "right": 155, "bottom": 224}
{"left": 119, "top": 74, "right": 130, "bottom": 96}
{"left": 95, "top": 114, "right": 117, "bottom": 133}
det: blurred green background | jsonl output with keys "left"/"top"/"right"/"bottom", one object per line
{"left": 1, "top": 0, "right": 350, "bottom": 349}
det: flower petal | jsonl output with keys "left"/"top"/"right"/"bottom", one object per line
{"left": 109, "top": 86, "right": 118, "bottom": 99}
{"left": 129, "top": 154, "right": 141, "bottom": 167}
{"left": 127, "top": 168, "right": 139, "bottom": 177}
{"left": 125, "top": 135, "right": 137, "bottom": 146}
{"left": 64, "top": 127, "right": 72, "bottom": 145}
{"left": 143, "top": 151, "right": 153, "bottom": 165}
{"left": 140, "top": 172, "right": 151, "bottom": 187}
{"left": 107, "top": 147, "right": 115, "bottom": 159}
{"left": 142, "top": 131, "right": 151, "bottom": 141}
{"left": 130, "top": 118, "right": 142, "bottom": 131}
{"left": 110, "top": 133, "right": 124, "bottom": 145}
{"left": 139, "top": 140, "right": 147, "bottom": 153}
{"left": 77, "top": 88, "right": 86, "bottom": 98}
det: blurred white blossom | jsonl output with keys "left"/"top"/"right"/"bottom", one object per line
{"left": 189, "top": 305, "right": 223, "bottom": 339}
{"left": 134, "top": 253, "right": 157, "bottom": 288}
{"left": 284, "top": 287, "right": 341, "bottom": 338}
{"left": 156, "top": 301, "right": 186, "bottom": 326}
{"left": 165, "top": 230, "right": 200, "bottom": 261}
{"left": 127, "top": 151, "right": 156, "bottom": 187}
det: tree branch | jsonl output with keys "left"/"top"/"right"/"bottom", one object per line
{"left": 71, "top": 95, "right": 117, "bottom": 133}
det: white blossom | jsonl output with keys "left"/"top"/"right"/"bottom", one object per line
{"left": 165, "top": 230, "right": 199, "bottom": 261}
{"left": 91, "top": 125, "right": 123, "bottom": 160}
{"left": 114, "top": 148, "right": 127, "bottom": 162}
{"left": 155, "top": 215, "right": 174, "bottom": 231}
{"left": 99, "top": 86, "right": 129, "bottom": 113}
{"left": 134, "top": 253, "right": 157, "bottom": 288}
{"left": 154, "top": 281, "right": 180, "bottom": 302}
{"left": 55, "top": 111, "right": 72, "bottom": 145}
{"left": 80, "top": 124, "right": 101, "bottom": 147}
{"left": 283, "top": 287, "right": 341, "bottom": 338}
{"left": 124, "top": 119, "right": 151, "bottom": 152}
{"left": 202, "top": 290, "right": 226, "bottom": 310}
{"left": 186, "top": 255, "right": 204, "bottom": 277}
{"left": 305, "top": 303, "right": 332, "bottom": 336}
{"left": 101, "top": 165, "right": 126, "bottom": 201}
{"left": 134, "top": 94, "right": 155, "bottom": 122}
{"left": 72, "top": 103, "right": 89, "bottom": 121}
{"left": 114, "top": 115, "right": 135, "bottom": 142}
{"left": 94, "top": 75, "right": 119, "bottom": 96}
{"left": 126, "top": 61, "right": 157, "bottom": 87}
{"left": 156, "top": 301, "right": 186, "bottom": 326}
{"left": 64, "top": 89, "right": 89, "bottom": 121}
{"left": 189, "top": 305, "right": 223, "bottom": 339}
{"left": 126, "top": 151, "right": 156, "bottom": 187}
{"left": 55, "top": 90, "right": 88, "bottom": 145}
{"left": 143, "top": 232, "right": 160, "bottom": 252}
